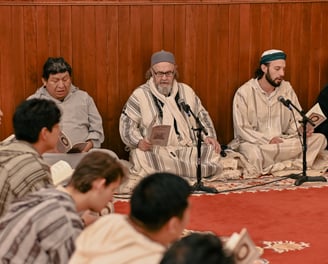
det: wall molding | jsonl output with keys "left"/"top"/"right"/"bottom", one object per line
{"left": 0, "top": 0, "right": 326, "bottom": 6}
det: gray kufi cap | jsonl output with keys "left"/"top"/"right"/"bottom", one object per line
{"left": 151, "top": 50, "right": 176, "bottom": 66}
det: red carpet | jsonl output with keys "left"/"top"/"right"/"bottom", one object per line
{"left": 115, "top": 185, "right": 328, "bottom": 263}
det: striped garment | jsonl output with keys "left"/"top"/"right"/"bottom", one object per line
{"left": 119, "top": 78, "right": 222, "bottom": 184}
{"left": 0, "top": 188, "right": 84, "bottom": 263}
{"left": 0, "top": 139, "right": 53, "bottom": 217}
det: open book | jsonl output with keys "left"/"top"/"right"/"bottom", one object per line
{"left": 57, "top": 131, "right": 88, "bottom": 153}
{"left": 50, "top": 160, "right": 74, "bottom": 186}
{"left": 306, "top": 103, "right": 327, "bottom": 128}
{"left": 148, "top": 125, "right": 171, "bottom": 146}
{"left": 224, "top": 228, "right": 260, "bottom": 264}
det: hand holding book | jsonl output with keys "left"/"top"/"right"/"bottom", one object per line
{"left": 57, "top": 131, "right": 88, "bottom": 153}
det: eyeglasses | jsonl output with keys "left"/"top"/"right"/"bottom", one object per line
{"left": 152, "top": 69, "right": 175, "bottom": 78}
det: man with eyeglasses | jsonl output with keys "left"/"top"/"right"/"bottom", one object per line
{"left": 119, "top": 50, "right": 222, "bottom": 191}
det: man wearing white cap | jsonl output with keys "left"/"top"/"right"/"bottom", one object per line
{"left": 120, "top": 50, "right": 222, "bottom": 189}
{"left": 232, "top": 49, "right": 327, "bottom": 175}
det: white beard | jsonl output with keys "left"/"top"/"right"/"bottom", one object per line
{"left": 157, "top": 85, "right": 172, "bottom": 96}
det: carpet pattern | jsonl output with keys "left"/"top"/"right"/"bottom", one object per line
{"left": 114, "top": 170, "right": 328, "bottom": 264}
{"left": 201, "top": 170, "right": 328, "bottom": 194}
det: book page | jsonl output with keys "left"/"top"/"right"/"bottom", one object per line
{"left": 149, "top": 125, "right": 171, "bottom": 146}
{"left": 306, "top": 103, "right": 327, "bottom": 128}
{"left": 224, "top": 228, "right": 260, "bottom": 264}
{"left": 51, "top": 160, "right": 74, "bottom": 186}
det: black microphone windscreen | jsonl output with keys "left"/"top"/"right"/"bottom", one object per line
{"left": 278, "top": 96, "right": 291, "bottom": 109}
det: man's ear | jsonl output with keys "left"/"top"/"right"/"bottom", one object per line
{"left": 261, "top": 64, "right": 268, "bottom": 73}
{"left": 91, "top": 178, "right": 106, "bottom": 190}
{"left": 39, "top": 127, "right": 49, "bottom": 141}
{"left": 166, "top": 216, "right": 180, "bottom": 234}
{"left": 41, "top": 78, "right": 47, "bottom": 87}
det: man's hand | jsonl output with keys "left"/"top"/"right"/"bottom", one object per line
{"left": 138, "top": 138, "right": 152, "bottom": 151}
{"left": 269, "top": 137, "right": 283, "bottom": 144}
{"left": 204, "top": 137, "right": 221, "bottom": 154}
{"left": 82, "top": 140, "right": 93, "bottom": 152}
{"left": 298, "top": 123, "right": 314, "bottom": 137}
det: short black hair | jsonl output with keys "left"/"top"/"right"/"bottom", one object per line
{"left": 160, "top": 233, "right": 235, "bottom": 264}
{"left": 14, "top": 98, "right": 61, "bottom": 143}
{"left": 130, "top": 172, "right": 191, "bottom": 231}
{"left": 42, "top": 57, "right": 72, "bottom": 80}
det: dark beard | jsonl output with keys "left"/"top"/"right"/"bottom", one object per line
{"left": 265, "top": 73, "right": 281, "bottom": 87}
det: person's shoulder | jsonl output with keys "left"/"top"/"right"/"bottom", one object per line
{"left": 278, "top": 80, "right": 295, "bottom": 93}
{"left": 20, "top": 188, "right": 79, "bottom": 219}
{"left": 27, "top": 86, "right": 46, "bottom": 99}
{"left": 130, "top": 82, "right": 152, "bottom": 97}
{"left": 0, "top": 141, "right": 38, "bottom": 159}
{"left": 0, "top": 142, "right": 49, "bottom": 175}
{"left": 234, "top": 78, "right": 256, "bottom": 94}
{"left": 70, "top": 85, "right": 98, "bottom": 103}
{"left": 178, "top": 82, "right": 192, "bottom": 89}
{"left": 76, "top": 214, "right": 128, "bottom": 242}
{"left": 71, "top": 85, "right": 88, "bottom": 96}
{"left": 281, "top": 80, "right": 292, "bottom": 87}
{"left": 95, "top": 213, "right": 126, "bottom": 225}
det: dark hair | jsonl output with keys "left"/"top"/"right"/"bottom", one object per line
{"left": 130, "top": 172, "right": 191, "bottom": 231}
{"left": 70, "top": 151, "right": 127, "bottom": 193}
{"left": 160, "top": 233, "right": 235, "bottom": 264}
{"left": 13, "top": 98, "right": 61, "bottom": 143}
{"left": 42, "top": 57, "right": 72, "bottom": 80}
{"left": 254, "top": 63, "right": 269, "bottom": 79}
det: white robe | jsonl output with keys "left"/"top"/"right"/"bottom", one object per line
{"left": 233, "top": 78, "right": 327, "bottom": 174}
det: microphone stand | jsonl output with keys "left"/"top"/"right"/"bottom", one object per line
{"left": 184, "top": 106, "right": 218, "bottom": 193}
{"left": 284, "top": 100, "right": 327, "bottom": 186}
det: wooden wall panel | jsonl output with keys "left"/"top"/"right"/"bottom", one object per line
{"left": 1, "top": 1, "right": 328, "bottom": 159}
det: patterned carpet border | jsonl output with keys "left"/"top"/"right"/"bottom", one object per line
{"left": 201, "top": 172, "right": 328, "bottom": 195}
{"left": 114, "top": 172, "right": 328, "bottom": 201}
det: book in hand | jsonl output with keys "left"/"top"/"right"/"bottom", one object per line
{"left": 148, "top": 125, "right": 171, "bottom": 146}
{"left": 224, "top": 228, "right": 260, "bottom": 264}
{"left": 50, "top": 160, "right": 74, "bottom": 186}
{"left": 306, "top": 103, "right": 327, "bottom": 128}
{"left": 57, "top": 131, "right": 88, "bottom": 153}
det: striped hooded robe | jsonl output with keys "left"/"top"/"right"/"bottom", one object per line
{"left": 119, "top": 77, "right": 222, "bottom": 183}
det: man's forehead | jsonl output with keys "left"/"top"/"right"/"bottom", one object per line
{"left": 152, "top": 62, "right": 175, "bottom": 71}
{"left": 48, "top": 71, "right": 70, "bottom": 79}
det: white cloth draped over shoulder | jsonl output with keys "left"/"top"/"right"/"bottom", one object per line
{"left": 232, "top": 79, "right": 327, "bottom": 175}
{"left": 119, "top": 78, "right": 222, "bottom": 186}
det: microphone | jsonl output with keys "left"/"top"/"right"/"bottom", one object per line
{"left": 178, "top": 98, "right": 208, "bottom": 136}
{"left": 178, "top": 99, "right": 191, "bottom": 115}
{"left": 278, "top": 96, "right": 291, "bottom": 109}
